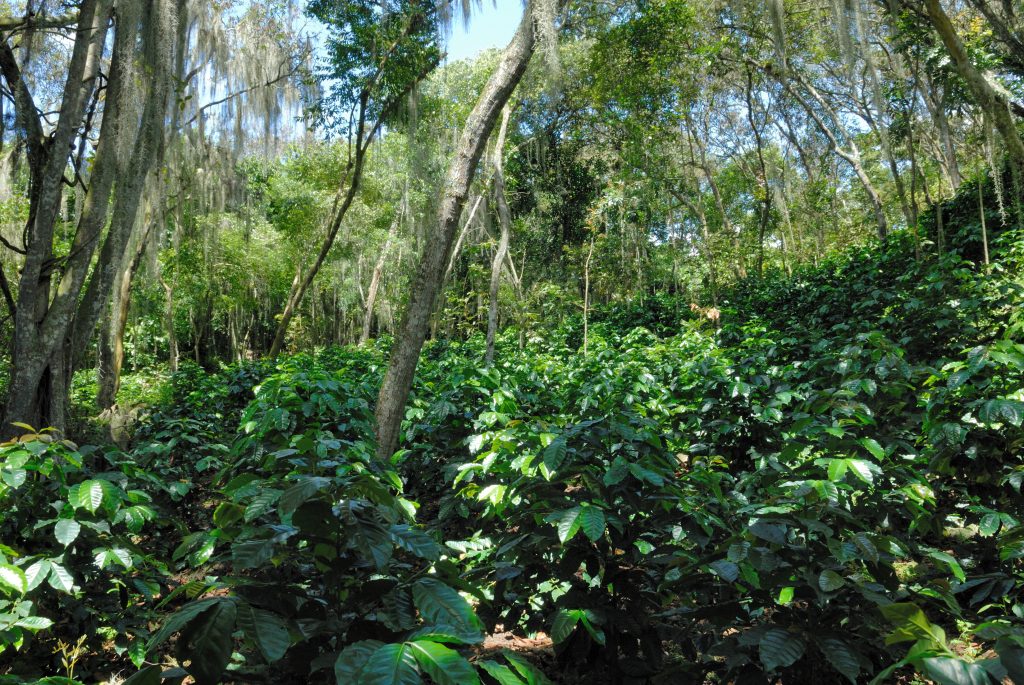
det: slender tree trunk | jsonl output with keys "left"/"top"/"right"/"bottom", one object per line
{"left": 923, "top": 0, "right": 1024, "bottom": 174}
{"left": 774, "top": 67, "right": 889, "bottom": 239}
{"left": 486, "top": 106, "right": 513, "bottom": 366}
{"left": 374, "top": 5, "right": 540, "bottom": 460}
{"left": 978, "top": 178, "right": 990, "bottom": 265}
{"left": 582, "top": 235, "right": 594, "bottom": 357}
{"left": 160, "top": 276, "right": 178, "bottom": 372}
{"left": 97, "top": 221, "right": 153, "bottom": 409}
{"left": 360, "top": 210, "right": 401, "bottom": 345}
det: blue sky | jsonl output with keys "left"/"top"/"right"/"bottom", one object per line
{"left": 444, "top": 1, "right": 524, "bottom": 63}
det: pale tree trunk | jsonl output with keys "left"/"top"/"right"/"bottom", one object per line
{"left": 485, "top": 106, "right": 513, "bottom": 366}
{"left": 360, "top": 209, "right": 402, "bottom": 345}
{"left": 160, "top": 276, "right": 178, "bottom": 372}
{"left": 374, "top": 5, "right": 540, "bottom": 460}
{"left": 97, "top": 219, "right": 154, "bottom": 409}
{"left": 443, "top": 193, "right": 485, "bottom": 283}
{"left": 923, "top": 0, "right": 1024, "bottom": 174}
{"left": 783, "top": 71, "right": 889, "bottom": 239}
{"left": 582, "top": 236, "right": 594, "bottom": 357}
{"left": 270, "top": 15, "right": 436, "bottom": 357}
{"left": 1, "top": 0, "right": 116, "bottom": 433}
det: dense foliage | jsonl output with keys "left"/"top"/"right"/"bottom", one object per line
{"left": 1, "top": 185, "right": 1022, "bottom": 683}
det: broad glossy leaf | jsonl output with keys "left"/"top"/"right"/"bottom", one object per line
{"left": 75, "top": 480, "right": 105, "bottom": 513}
{"left": 817, "top": 637, "right": 860, "bottom": 683}
{"left": 919, "top": 656, "right": 992, "bottom": 685}
{"left": 236, "top": 602, "right": 290, "bottom": 663}
{"left": 47, "top": 563, "right": 75, "bottom": 593}
{"left": 709, "top": 560, "right": 739, "bottom": 582}
{"left": 277, "top": 476, "right": 330, "bottom": 518}
{"left": 408, "top": 639, "right": 480, "bottom": 685}
{"left": 818, "top": 570, "right": 846, "bottom": 592}
{"left": 550, "top": 609, "right": 580, "bottom": 644}
{"left": 335, "top": 640, "right": 385, "bottom": 683}
{"left": 759, "top": 628, "right": 806, "bottom": 672}
{"left": 579, "top": 506, "right": 606, "bottom": 542}
{"left": 14, "top": 616, "right": 53, "bottom": 630}
{"left": 24, "top": 559, "right": 50, "bottom": 591}
{"left": 176, "top": 599, "right": 237, "bottom": 685}
{"left": 361, "top": 642, "right": 421, "bottom": 685}
{"left": 859, "top": 438, "right": 885, "bottom": 460}
{"left": 555, "top": 507, "right": 582, "bottom": 543}
{"left": 543, "top": 438, "right": 568, "bottom": 472}
{"left": 851, "top": 533, "right": 879, "bottom": 563}
{"left": 0, "top": 564, "right": 27, "bottom": 594}
{"left": 478, "top": 661, "right": 525, "bottom": 685}
{"left": 502, "top": 650, "right": 553, "bottom": 685}
{"left": 412, "top": 578, "right": 483, "bottom": 636}
{"left": 121, "top": 665, "right": 162, "bottom": 685}
{"left": 390, "top": 525, "right": 442, "bottom": 561}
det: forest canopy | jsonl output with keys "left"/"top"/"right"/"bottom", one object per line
{"left": 0, "top": 0, "right": 1022, "bottom": 683}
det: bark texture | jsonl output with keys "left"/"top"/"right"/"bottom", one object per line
{"left": 374, "top": 5, "right": 539, "bottom": 460}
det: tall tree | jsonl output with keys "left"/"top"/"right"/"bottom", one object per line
{"left": 1, "top": 0, "right": 178, "bottom": 434}
{"left": 375, "top": 1, "right": 552, "bottom": 460}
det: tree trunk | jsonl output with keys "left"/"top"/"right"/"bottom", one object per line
{"left": 374, "top": 5, "right": 539, "bottom": 460}
{"left": 97, "top": 220, "right": 154, "bottom": 409}
{"left": 360, "top": 210, "right": 401, "bottom": 345}
{"left": 160, "top": 276, "right": 178, "bottom": 372}
{"left": 924, "top": 0, "right": 1024, "bottom": 174}
{"left": 486, "top": 106, "right": 513, "bottom": 366}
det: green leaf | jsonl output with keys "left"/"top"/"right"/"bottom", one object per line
{"left": 121, "top": 665, "right": 162, "bottom": 685}
{"left": 478, "top": 661, "right": 525, "bottom": 685}
{"left": 0, "top": 564, "right": 27, "bottom": 594}
{"left": 129, "top": 638, "right": 147, "bottom": 668}
{"left": 709, "top": 560, "right": 739, "bottom": 582}
{"left": 361, "top": 642, "right": 421, "bottom": 685}
{"left": 176, "top": 599, "right": 237, "bottom": 685}
{"left": 579, "top": 506, "right": 606, "bottom": 542}
{"left": 543, "top": 437, "right": 568, "bottom": 472}
{"left": 236, "top": 603, "right": 290, "bottom": 663}
{"left": 335, "top": 640, "right": 385, "bottom": 683}
{"left": 924, "top": 549, "right": 966, "bottom": 582}
{"left": 827, "top": 459, "right": 848, "bottom": 482}
{"left": 628, "top": 463, "right": 664, "bottom": 486}
{"left": 818, "top": 570, "right": 846, "bottom": 592}
{"left": 847, "top": 459, "right": 877, "bottom": 485}
{"left": 14, "top": 616, "right": 53, "bottom": 630}
{"left": 408, "top": 639, "right": 480, "bottom": 685}
{"left": 390, "top": 525, "right": 442, "bottom": 561}
{"left": 879, "top": 603, "right": 945, "bottom": 645}
{"left": 859, "top": 438, "right": 885, "bottom": 460}
{"left": 727, "top": 542, "right": 750, "bottom": 562}
{"left": 277, "top": 476, "right": 330, "bottom": 518}
{"left": 817, "top": 637, "right": 860, "bottom": 684}
{"left": 603, "top": 457, "right": 629, "bottom": 486}
{"left": 749, "top": 520, "right": 787, "bottom": 545}
{"left": 47, "top": 562, "right": 75, "bottom": 594}
{"left": 919, "top": 657, "right": 993, "bottom": 685}
{"left": 851, "top": 533, "right": 879, "bottom": 563}
{"left": 759, "top": 628, "right": 806, "bottom": 672}
{"left": 555, "top": 507, "right": 582, "bottom": 543}
{"left": 24, "top": 559, "right": 51, "bottom": 591}
{"left": 232, "top": 538, "right": 276, "bottom": 569}
{"left": 75, "top": 480, "right": 105, "bottom": 513}
{"left": 979, "top": 513, "right": 1001, "bottom": 537}
{"left": 147, "top": 598, "right": 220, "bottom": 652}
{"left": 550, "top": 610, "right": 580, "bottom": 644}
{"left": 502, "top": 650, "right": 552, "bottom": 685}
{"left": 411, "top": 578, "right": 483, "bottom": 637}
{"left": 212, "top": 502, "right": 245, "bottom": 528}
